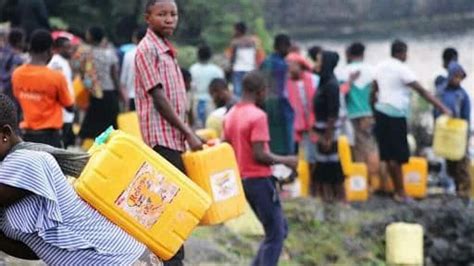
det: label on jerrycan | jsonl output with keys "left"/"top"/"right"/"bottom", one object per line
{"left": 350, "top": 176, "right": 367, "bottom": 191}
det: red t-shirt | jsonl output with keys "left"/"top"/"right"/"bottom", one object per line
{"left": 223, "top": 102, "right": 272, "bottom": 178}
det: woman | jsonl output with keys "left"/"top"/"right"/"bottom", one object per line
{"left": 79, "top": 26, "right": 122, "bottom": 141}
{"left": 0, "top": 94, "right": 161, "bottom": 265}
{"left": 312, "top": 51, "right": 345, "bottom": 202}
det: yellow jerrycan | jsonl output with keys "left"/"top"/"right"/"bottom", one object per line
{"left": 402, "top": 157, "right": 428, "bottom": 198}
{"left": 297, "top": 160, "right": 310, "bottom": 197}
{"left": 182, "top": 142, "right": 246, "bottom": 225}
{"left": 433, "top": 115, "right": 468, "bottom": 160}
{"left": 338, "top": 136, "right": 369, "bottom": 201}
{"left": 338, "top": 135, "right": 353, "bottom": 175}
{"left": 386, "top": 223, "right": 424, "bottom": 265}
{"left": 344, "top": 163, "right": 369, "bottom": 202}
{"left": 117, "top": 112, "right": 142, "bottom": 140}
{"left": 195, "top": 128, "right": 218, "bottom": 142}
{"left": 75, "top": 128, "right": 212, "bottom": 260}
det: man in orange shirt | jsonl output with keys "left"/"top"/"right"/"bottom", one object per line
{"left": 12, "top": 30, "right": 74, "bottom": 148}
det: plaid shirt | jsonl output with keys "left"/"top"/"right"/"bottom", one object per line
{"left": 135, "top": 29, "right": 187, "bottom": 151}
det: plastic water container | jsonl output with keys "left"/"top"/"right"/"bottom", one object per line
{"left": 402, "top": 157, "right": 428, "bottom": 198}
{"left": 117, "top": 112, "right": 142, "bottom": 140}
{"left": 195, "top": 128, "right": 218, "bottom": 141}
{"left": 338, "top": 135, "right": 353, "bottom": 175}
{"left": 433, "top": 115, "right": 468, "bottom": 160}
{"left": 297, "top": 160, "right": 310, "bottom": 197}
{"left": 386, "top": 223, "right": 424, "bottom": 265}
{"left": 182, "top": 143, "right": 246, "bottom": 225}
{"left": 81, "top": 138, "right": 95, "bottom": 151}
{"left": 75, "top": 128, "right": 212, "bottom": 260}
{"left": 344, "top": 163, "right": 369, "bottom": 202}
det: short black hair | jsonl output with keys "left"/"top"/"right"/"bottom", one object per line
{"left": 442, "top": 47, "right": 458, "bottom": 63}
{"left": 391, "top": 39, "right": 407, "bottom": 56}
{"left": 145, "top": 0, "right": 176, "bottom": 12}
{"left": 181, "top": 68, "right": 191, "bottom": 83}
{"left": 53, "top": 37, "right": 70, "bottom": 49}
{"left": 348, "top": 42, "right": 365, "bottom": 57}
{"left": 29, "top": 29, "right": 53, "bottom": 54}
{"left": 8, "top": 28, "right": 25, "bottom": 49}
{"left": 209, "top": 78, "right": 228, "bottom": 92}
{"left": 308, "top": 46, "right": 322, "bottom": 61}
{"left": 243, "top": 71, "right": 266, "bottom": 94}
{"left": 197, "top": 45, "right": 212, "bottom": 62}
{"left": 88, "top": 26, "right": 105, "bottom": 44}
{"left": 274, "top": 34, "right": 291, "bottom": 50}
{"left": 0, "top": 94, "right": 18, "bottom": 131}
{"left": 234, "top": 22, "right": 247, "bottom": 34}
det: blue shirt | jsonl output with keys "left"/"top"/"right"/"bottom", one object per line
{"left": 261, "top": 53, "right": 288, "bottom": 98}
{"left": 0, "top": 149, "right": 145, "bottom": 265}
{"left": 435, "top": 86, "right": 470, "bottom": 122}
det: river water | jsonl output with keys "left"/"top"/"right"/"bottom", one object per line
{"left": 303, "top": 31, "right": 474, "bottom": 98}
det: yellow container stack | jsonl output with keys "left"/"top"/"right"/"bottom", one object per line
{"left": 182, "top": 143, "right": 246, "bottom": 225}
{"left": 386, "top": 223, "right": 424, "bottom": 265}
{"left": 338, "top": 136, "right": 369, "bottom": 202}
{"left": 402, "top": 157, "right": 428, "bottom": 199}
{"left": 75, "top": 128, "right": 212, "bottom": 260}
{"left": 117, "top": 112, "right": 142, "bottom": 140}
{"left": 433, "top": 115, "right": 468, "bottom": 160}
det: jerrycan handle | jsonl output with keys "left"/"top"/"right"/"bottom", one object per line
{"left": 204, "top": 139, "right": 221, "bottom": 149}
{"left": 95, "top": 126, "right": 115, "bottom": 146}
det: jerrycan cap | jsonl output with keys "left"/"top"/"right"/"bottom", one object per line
{"left": 95, "top": 126, "right": 115, "bottom": 146}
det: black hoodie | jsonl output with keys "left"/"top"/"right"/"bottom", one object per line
{"left": 313, "top": 51, "right": 340, "bottom": 125}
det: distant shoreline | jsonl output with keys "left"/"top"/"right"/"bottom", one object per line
{"left": 286, "top": 13, "right": 474, "bottom": 41}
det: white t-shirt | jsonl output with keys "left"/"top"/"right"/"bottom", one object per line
{"left": 233, "top": 47, "right": 257, "bottom": 72}
{"left": 48, "top": 54, "right": 74, "bottom": 123}
{"left": 374, "top": 58, "right": 417, "bottom": 112}
{"left": 337, "top": 61, "right": 374, "bottom": 88}
{"left": 120, "top": 47, "right": 137, "bottom": 99}
{"left": 189, "top": 62, "right": 225, "bottom": 101}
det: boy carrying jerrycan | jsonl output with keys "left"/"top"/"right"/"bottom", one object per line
{"left": 434, "top": 62, "right": 472, "bottom": 206}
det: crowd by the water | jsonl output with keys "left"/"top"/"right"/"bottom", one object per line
{"left": 0, "top": 0, "right": 472, "bottom": 265}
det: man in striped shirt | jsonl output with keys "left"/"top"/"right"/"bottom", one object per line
{"left": 135, "top": 0, "right": 202, "bottom": 265}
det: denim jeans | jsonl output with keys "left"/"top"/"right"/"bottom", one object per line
{"left": 242, "top": 178, "right": 288, "bottom": 266}
{"left": 232, "top": 71, "right": 248, "bottom": 98}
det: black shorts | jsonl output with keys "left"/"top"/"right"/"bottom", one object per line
{"left": 374, "top": 110, "right": 409, "bottom": 164}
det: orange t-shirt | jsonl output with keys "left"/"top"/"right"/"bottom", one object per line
{"left": 12, "top": 64, "right": 74, "bottom": 130}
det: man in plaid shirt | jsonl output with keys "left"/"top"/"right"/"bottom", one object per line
{"left": 135, "top": 0, "right": 202, "bottom": 264}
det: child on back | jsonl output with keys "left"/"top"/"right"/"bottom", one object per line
{"left": 223, "top": 71, "right": 297, "bottom": 266}
{"left": 435, "top": 61, "right": 471, "bottom": 205}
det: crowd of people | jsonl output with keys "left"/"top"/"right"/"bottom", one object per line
{"left": 0, "top": 0, "right": 471, "bottom": 265}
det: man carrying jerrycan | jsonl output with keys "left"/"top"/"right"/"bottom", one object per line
{"left": 135, "top": 0, "right": 203, "bottom": 265}
{"left": 372, "top": 40, "right": 452, "bottom": 203}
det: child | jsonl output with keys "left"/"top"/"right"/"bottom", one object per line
{"left": 0, "top": 94, "right": 167, "bottom": 265}
{"left": 435, "top": 62, "right": 471, "bottom": 205}
{"left": 312, "top": 51, "right": 345, "bottom": 203}
{"left": 206, "top": 78, "right": 239, "bottom": 137}
{"left": 223, "top": 71, "right": 297, "bottom": 266}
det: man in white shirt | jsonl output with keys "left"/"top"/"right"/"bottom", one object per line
{"left": 189, "top": 45, "right": 225, "bottom": 128}
{"left": 48, "top": 36, "right": 74, "bottom": 147}
{"left": 372, "top": 40, "right": 451, "bottom": 202}
{"left": 120, "top": 27, "right": 147, "bottom": 111}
